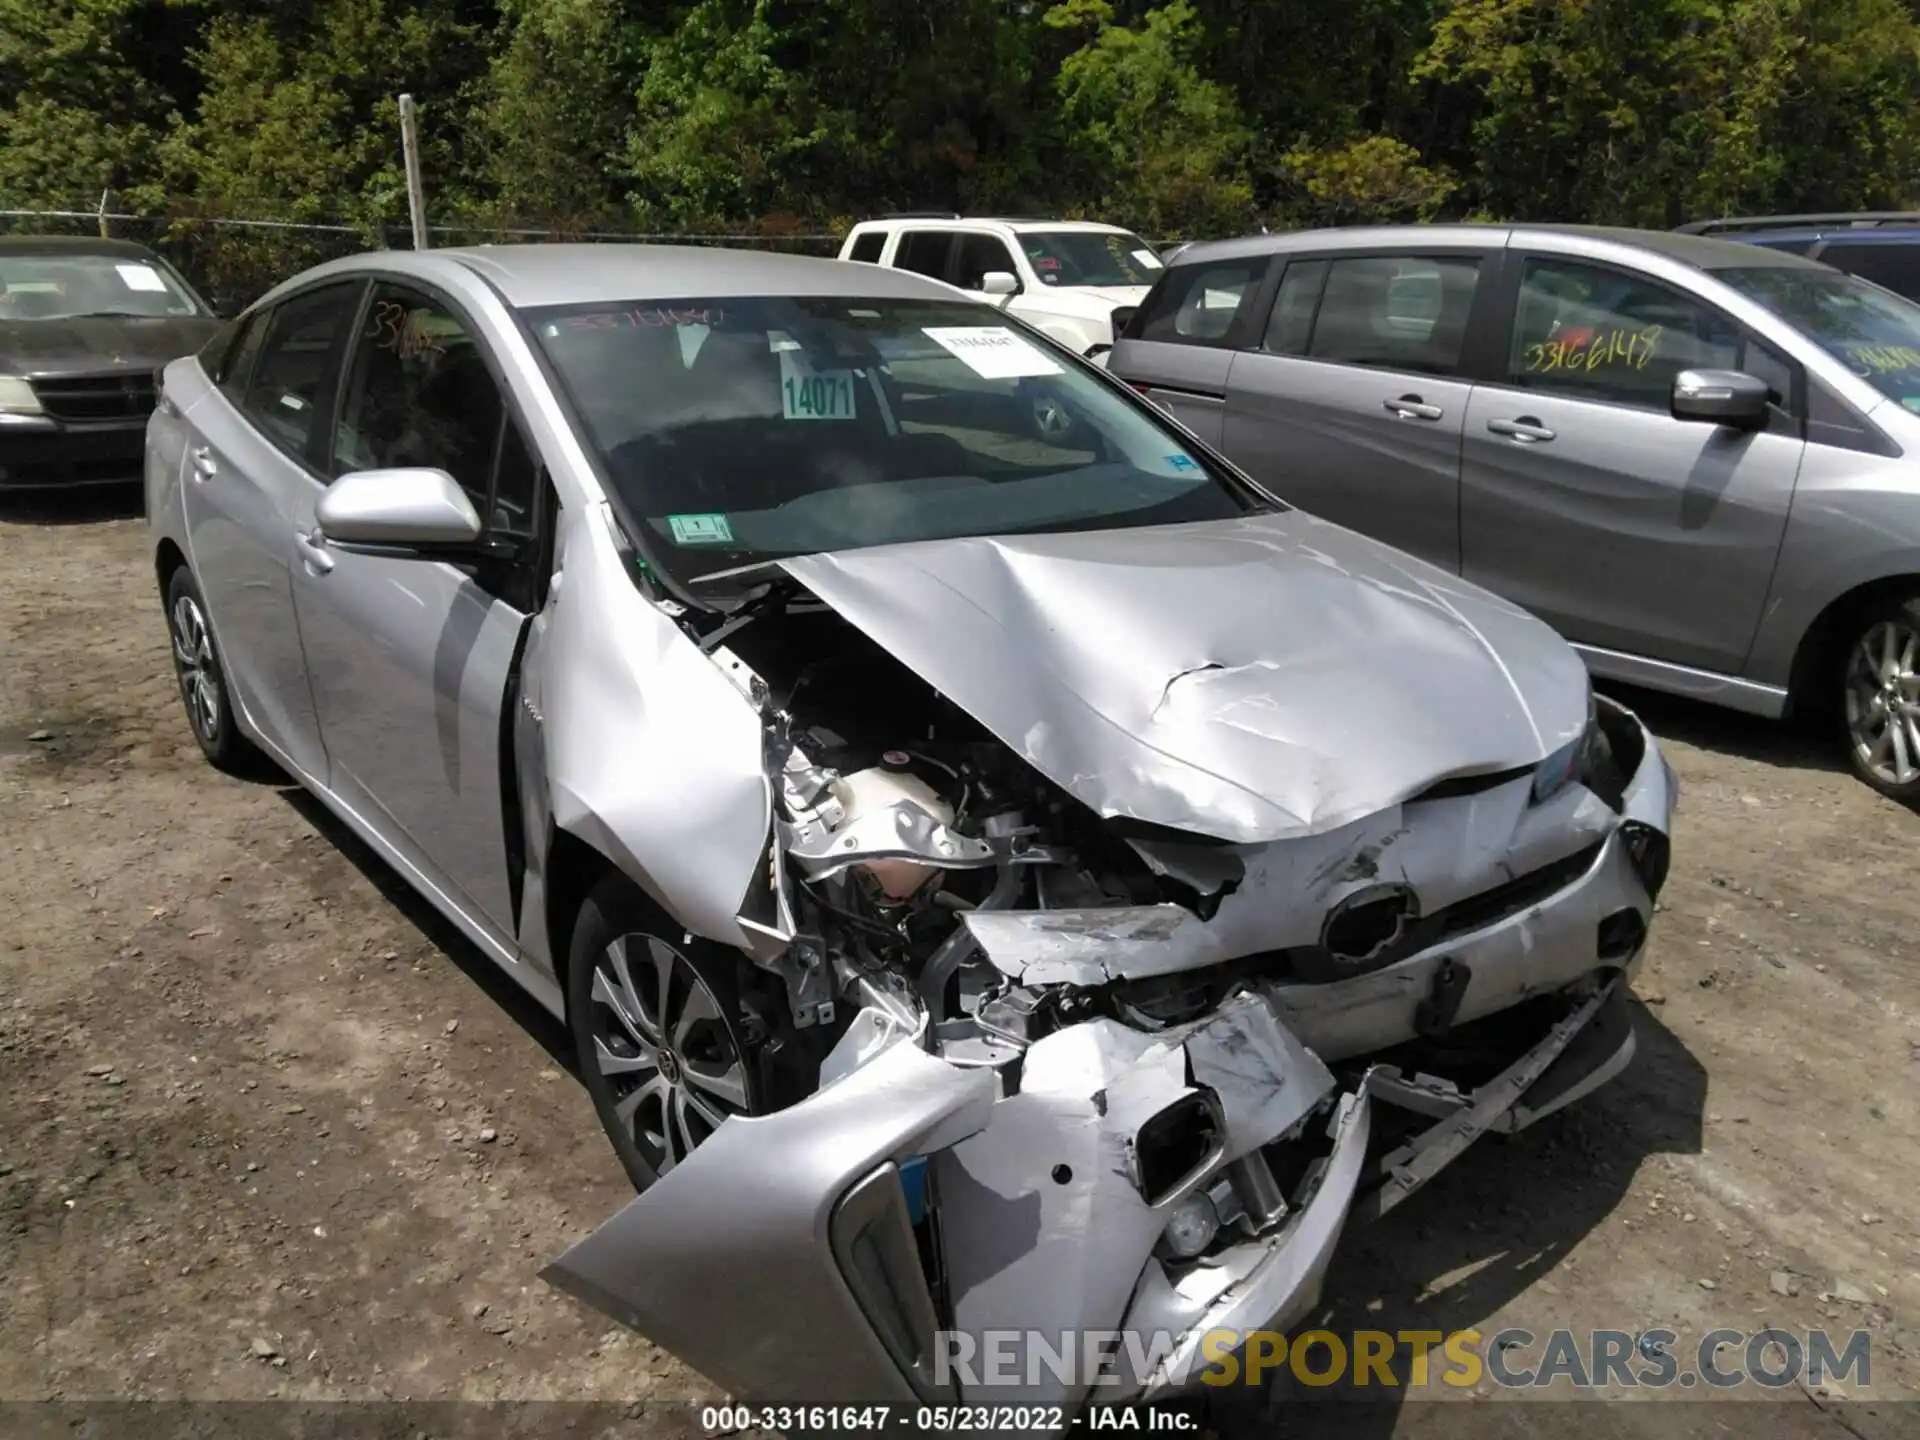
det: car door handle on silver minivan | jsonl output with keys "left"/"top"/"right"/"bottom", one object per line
{"left": 1487, "top": 416, "right": 1557, "bottom": 443}
{"left": 293, "top": 527, "right": 335, "bottom": 576}
{"left": 1383, "top": 395, "right": 1444, "bottom": 421}
{"left": 189, "top": 446, "right": 217, "bottom": 481}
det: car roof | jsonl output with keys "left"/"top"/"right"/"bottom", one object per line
{"left": 421, "top": 243, "right": 973, "bottom": 309}
{"left": 1167, "top": 222, "right": 1830, "bottom": 275}
{"left": 853, "top": 217, "right": 1133, "bottom": 234}
{"left": 0, "top": 234, "right": 164, "bottom": 259}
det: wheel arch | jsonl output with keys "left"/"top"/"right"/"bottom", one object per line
{"left": 1786, "top": 573, "right": 1920, "bottom": 721}
{"left": 155, "top": 537, "right": 189, "bottom": 597}
{"left": 541, "top": 826, "right": 680, "bottom": 1025}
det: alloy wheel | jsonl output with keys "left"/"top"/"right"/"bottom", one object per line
{"left": 1845, "top": 618, "right": 1920, "bottom": 787}
{"left": 170, "top": 593, "right": 222, "bottom": 744}
{"left": 586, "top": 934, "right": 752, "bottom": 1176}
{"left": 1031, "top": 392, "right": 1074, "bottom": 440}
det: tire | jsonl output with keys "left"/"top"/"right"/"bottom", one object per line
{"left": 164, "top": 566, "right": 261, "bottom": 774}
{"left": 1839, "top": 592, "right": 1920, "bottom": 804}
{"left": 566, "top": 874, "right": 764, "bottom": 1193}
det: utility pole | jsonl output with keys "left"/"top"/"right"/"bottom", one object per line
{"left": 398, "top": 94, "right": 429, "bottom": 250}
{"left": 97, "top": 190, "right": 110, "bottom": 239}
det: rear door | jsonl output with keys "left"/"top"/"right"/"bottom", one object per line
{"left": 179, "top": 280, "right": 364, "bottom": 780}
{"left": 1106, "top": 253, "right": 1271, "bottom": 446}
{"left": 1459, "top": 250, "right": 1804, "bottom": 674}
{"left": 1220, "top": 247, "right": 1494, "bottom": 572}
{"left": 289, "top": 279, "right": 549, "bottom": 939}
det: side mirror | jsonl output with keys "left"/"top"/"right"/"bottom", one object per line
{"left": 317, "top": 468, "right": 483, "bottom": 554}
{"left": 1672, "top": 369, "right": 1771, "bottom": 429}
{"left": 980, "top": 270, "right": 1020, "bottom": 297}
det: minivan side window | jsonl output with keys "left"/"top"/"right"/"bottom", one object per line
{"left": 1135, "top": 260, "right": 1263, "bottom": 345}
{"left": 893, "top": 231, "right": 955, "bottom": 280}
{"left": 1507, "top": 257, "right": 1778, "bottom": 410}
{"left": 847, "top": 231, "right": 886, "bottom": 264}
{"left": 1262, "top": 260, "right": 1329, "bottom": 354}
{"left": 1307, "top": 255, "right": 1482, "bottom": 375}
{"left": 240, "top": 282, "right": 361, "bottom": 463}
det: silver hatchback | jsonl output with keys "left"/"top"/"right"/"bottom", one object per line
{"left": 1111, "top": 225, "right": 1920, "bottom": 802}
{"left": 148, "top": 245, "right": 1675, "bottom": 1412}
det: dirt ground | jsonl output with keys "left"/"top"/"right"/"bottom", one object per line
{"left": 2, "top": 494, "right": 1917, "bottom": 1433}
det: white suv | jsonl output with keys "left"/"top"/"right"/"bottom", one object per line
{"left": 837, "top": 215, "right": 1162, "bottom": 357}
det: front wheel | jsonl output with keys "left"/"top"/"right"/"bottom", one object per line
{"left": 566, "top": 875, "right": 764, "bottom": 1193}
{"left": 1841, "top": 594, "right": 1920, "bottom": 803}
{"left": 164, "top": 566, "right": 261, "bottom": 774}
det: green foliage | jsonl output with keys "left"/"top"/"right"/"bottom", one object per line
{"left": 3, "top": 0, "right": 1920, "bottom": 301}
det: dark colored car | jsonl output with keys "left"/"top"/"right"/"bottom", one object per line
{"left": 0, "top": 236, "right": 222, "bottom": 492}
{"left": 1678, "top": 212, "right": 1920, "bottom": 301}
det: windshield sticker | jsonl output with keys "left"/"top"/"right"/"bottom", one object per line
{"left": 1160, "top": 452, "right": 1201, "bottom": 474}
{"left": 779, "top": 350, "right": 857, "bottom": 420}
{"left": 922, "top": 325, "right": 1063, "bottom": 380}
{"left": 1525, "top": 324, "right": 1662, "bottom": 374}
{"left": 1132, "top": 249, "right": 1164, "bottom": 270}
{"left": 1841, "top": 342, "right": 1920, "bottom": 378}
{"left": 115, "top": 263, "right": 168, "bottom": 293}
{"left": 560, "top": 306, "right": 723, "bottom": 331}
{"left": 667, "top": 513, "right": 735, "bottom": 545}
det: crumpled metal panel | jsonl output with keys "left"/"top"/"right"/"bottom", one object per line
{"left": 537, "top": 502, "right": 776, "bottom": 948}
{"left": 782, "top": 510, "right": 1591, "bottom": 844}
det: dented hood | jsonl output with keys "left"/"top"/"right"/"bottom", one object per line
{"left": 780, "top": 511, "right": 1592, "bottom": 843}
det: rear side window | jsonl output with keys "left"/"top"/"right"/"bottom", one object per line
{"left": 847, "top": 231, "right": 885, "bottom": 264}
{"left": 1262, "top": 260, "right": 1328, "bottom": 354}
{"left": 1135, "top": 259, "right": 1264, "bottom": 345}
{"left": 893, "top": 231, "right": 954, "bottom": 280}
{"left": 1820, "top": 242, "right": 1920, "bottom": 302}
{"left": 1308, "top": 255, "right": 1482, "bottom": 375}
{"left": 240, "top": 282, "right": 361, "bottom": 462}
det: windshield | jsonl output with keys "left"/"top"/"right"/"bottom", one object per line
{"left": 527, "top": 295, "right": 1268, "bottom": 582}
{"left": 1019, "top": 231, "right": 1162, "bottom": 288}
{"left": 0, "top": 251, "right": 206, "bottom": 321}
{"left": 1716, "top": 265, "right": 1920, "bottom": 412}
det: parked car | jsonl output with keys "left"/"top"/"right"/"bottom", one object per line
{"left": 0, "top": 235, "right": 221, "bottom": 493}
{"left": 1679, "top": 212, "right": 1920, "bottom": 301}
{"left": 148, "top": 243, "right": 1674, "bottom": 1411}
{"left": 1110, "top": 223, "right": 1920, "bottom": 803}
{"left": 838, "top": 213, "right": 1161, "bottom": 358}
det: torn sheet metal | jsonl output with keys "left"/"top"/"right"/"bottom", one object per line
{"left": 782, "top": 510, "right": 1591, "bottom": 843}
{"left": 935, "top": 991, "right": 1340, "bottom": 1408}
{"left": 542, "top": 1039, "right": 995, "bottom": 1406}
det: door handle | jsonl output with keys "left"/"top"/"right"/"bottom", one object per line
{"left": 189, "top": 445, "right": 217, "bottom": 480}
{"left": 293, "top": 526, "right": 334, "bottom": 575}
{"left": 1487, "top": 416, "right": 1557, "bottom": 443}
{"left": 1383, "top": 395, "right": 1444, "bottom": 421}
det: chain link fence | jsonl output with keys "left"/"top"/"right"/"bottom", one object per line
{"left": 0, "top": 206, "right": 843, "bottom": 316}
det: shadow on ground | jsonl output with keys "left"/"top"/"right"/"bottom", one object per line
{"left": 276, "top": 784, "right": 577, "bottom": 1077}
{"left": 1598, "top": 680, "right": 1840, "bottom": 778}
{"left": 0, "top": 484, "right": 144, "bottom": 527}
{"left": 1201, "top": 1004, "right": 1708, "bottom": 1438}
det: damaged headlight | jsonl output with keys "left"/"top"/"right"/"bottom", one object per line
{"left": 1532, "top": 686, "right": 1599, "bottom": 805}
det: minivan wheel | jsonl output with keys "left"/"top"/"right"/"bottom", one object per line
{"left": 1841, "top": 594, "right": 1920, "bottom": 802}
{"left": 164, "top": 567, "right": 258, "bottom": 773}
{"left": 567, "top": 875, "right": 763, "bottom": 1193}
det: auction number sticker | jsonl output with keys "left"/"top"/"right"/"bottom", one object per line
{"left": 779, "top": 349, "right": 857, "bottom": 420}
{"left": 668, "top": 513, "right": 735, "bottom": 545}
{"left": 922, "top": 325, "right": 1063, "bottom": 380}
{"left": 116, "top": 263, "right": 169, "bottom": 292}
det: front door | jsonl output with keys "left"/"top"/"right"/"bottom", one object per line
{"left": 180, "top": 281, "right": 364, "bottom": 779}
{"left": 289, "top": 280, "right": 547, "bottom": 938}
{"left": 1460, "top": 253, "right": 1805, "bottom": 676}
{"left": 1222, "top": 251, "right": 1489, "bottom": 572}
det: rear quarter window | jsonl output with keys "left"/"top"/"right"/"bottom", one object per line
{"left": 847, "top": 231, "right": 886, "bottom": 264}
{"left": 1134, "top": 259, "right": 1265, "bottom": 346}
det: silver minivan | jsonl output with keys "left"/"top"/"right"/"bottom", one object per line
{"left": 1110, "top": 225, "right": 1920, "bottom": 802}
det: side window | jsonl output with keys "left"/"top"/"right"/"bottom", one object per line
{"left": 214, "top": 314, "right": 264, "bottom": 401}
{"left": 1308, "top": 255, "right": 1482, "bottom": 375}
{"left": 1262, "top": 260, "right": 1328, "bottom": 354}
{"left": 954, "top": 233, "right": 1018, "bottom": 290}
{"left": 240, "top": 282, "right": 360, "bottom": 461}
{"left": 893, "top": 231, "right": 955, "bottom": 280}
{"left": 1507, "top": 257, "right": 1762, "bottom": 409}
{"left": 1136, "top": 260, "right": 1263, "bottom": 345}
{"left": 847, "top": 231, "right": 886, "bottom": 264}
{"left": 330, "top": 284, "right": 517, "bottom": 522}
{"left": 1822, "top": 243, "right": 1920, "bottom": 302}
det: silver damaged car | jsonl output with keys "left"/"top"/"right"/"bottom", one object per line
{"left": 145, "top": 245, "right": 1677, "bottom": 1412}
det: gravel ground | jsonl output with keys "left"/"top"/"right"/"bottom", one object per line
{"left": 1, "top": 495, "right": 1916, "bottom": 1435}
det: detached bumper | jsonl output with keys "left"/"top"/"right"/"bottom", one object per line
{"left": 0, "top": 415, "right": 145, "bottom": 490}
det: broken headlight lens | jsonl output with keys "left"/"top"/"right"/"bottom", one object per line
{"left": 1161, "top": 1192, "right": 1220, "bottom": 1259}
{"left": 1532, "top": 687, "right": 1599, "bottom": 805}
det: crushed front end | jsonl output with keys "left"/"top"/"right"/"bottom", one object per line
{"left": 542, "top": 541, "right": 1677, "bottom": 1414}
